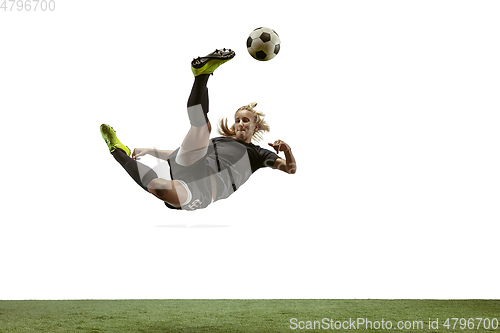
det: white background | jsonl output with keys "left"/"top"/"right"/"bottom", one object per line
{"left": 1, "top": 0, "right": 499, "bottom": 299}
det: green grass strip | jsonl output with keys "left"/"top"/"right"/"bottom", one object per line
{"left": 0, "top": 300, "right": 499, "bottom": 332}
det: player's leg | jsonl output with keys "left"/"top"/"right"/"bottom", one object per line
{"left": 100, "top": 124, "right": 186, "bottom": 207}
{"left": 182, "top": 73, "right": 211, "bottom": 153}
{"left": 177, "top": 49, "right": 235, "bottom": 167}
{"left": 110, "top": 145, "right": 158, "bottom": 191}
{"left": 113, "top": 149, "right": 187, "bottom": 206}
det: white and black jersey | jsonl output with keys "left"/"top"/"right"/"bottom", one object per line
{"left": 165, "top": 137, "right": 280, "bottom": 211}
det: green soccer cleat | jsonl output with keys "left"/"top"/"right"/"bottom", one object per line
{"left": 100, "top": 124, "right": 131, "bottom": 155}
{"left": 191, "top": 48, "right": 235, "bottom": 76}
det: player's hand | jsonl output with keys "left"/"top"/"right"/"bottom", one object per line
{"left": 268, "top": 140, "right": 291, "bottom": 154}
{"left": 132, "top": 148, "right": 150, "bottom": 160}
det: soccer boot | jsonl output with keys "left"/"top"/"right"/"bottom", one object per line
{"left": 100, "top": 124, "right": 131, "bottom": 155}
{"left": 191, "top": 48, "right": 235, "bottom": 76}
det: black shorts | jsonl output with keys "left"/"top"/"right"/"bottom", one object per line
{"left": 164, "top": 147, "right": 216, "bottom": 211}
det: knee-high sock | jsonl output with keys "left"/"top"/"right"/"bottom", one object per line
{"left": 187, "top": 74, "right": 210, "bottom": 127}
{"left": 112, "top": 148, "right": 158, "bottom": 191}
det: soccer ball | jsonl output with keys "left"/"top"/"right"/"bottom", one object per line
{"left": 247, "top": 27, "right": 281, "bottom": 61}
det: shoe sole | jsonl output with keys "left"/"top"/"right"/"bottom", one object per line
{"left": 191, "top": 49, "right": 235, "bottom": 68}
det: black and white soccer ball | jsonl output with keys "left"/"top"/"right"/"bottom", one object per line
{"left": 247, "top": 27, "right": 281, "bottom": 61}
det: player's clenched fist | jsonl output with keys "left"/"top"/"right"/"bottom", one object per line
{"left": 268, "top": 140, "right": 291, "bottom": 154}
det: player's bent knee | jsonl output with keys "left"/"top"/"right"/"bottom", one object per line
{"left": 147, "top": 179, "right": 173, "bottom": 200}
{"left": 147, "top": 178, "right": 188, "bottom": 207}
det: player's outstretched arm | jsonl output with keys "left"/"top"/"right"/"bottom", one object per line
{"left": 132, "top": 148, "right": 174, "bottom": 161}
{"left": 269, "top": 140, "right": 296, "bottom": 174}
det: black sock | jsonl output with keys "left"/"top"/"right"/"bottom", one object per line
{"left": 187, "top": 74, "right": 210, "bottom": 127}
{"left": 111, "top": 148, "right": 158, "bottom": 192}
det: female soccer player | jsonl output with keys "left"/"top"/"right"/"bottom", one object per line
{"left": 100, "top": 49, "right": 297, "bottom": 211}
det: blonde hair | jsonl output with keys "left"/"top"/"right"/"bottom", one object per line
{"left": 217, "top": 102, "right": 270, "bottom": 142}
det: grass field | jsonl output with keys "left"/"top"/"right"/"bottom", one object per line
{"left": 0, "top": 300, "right": 499, "bottom": 332}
